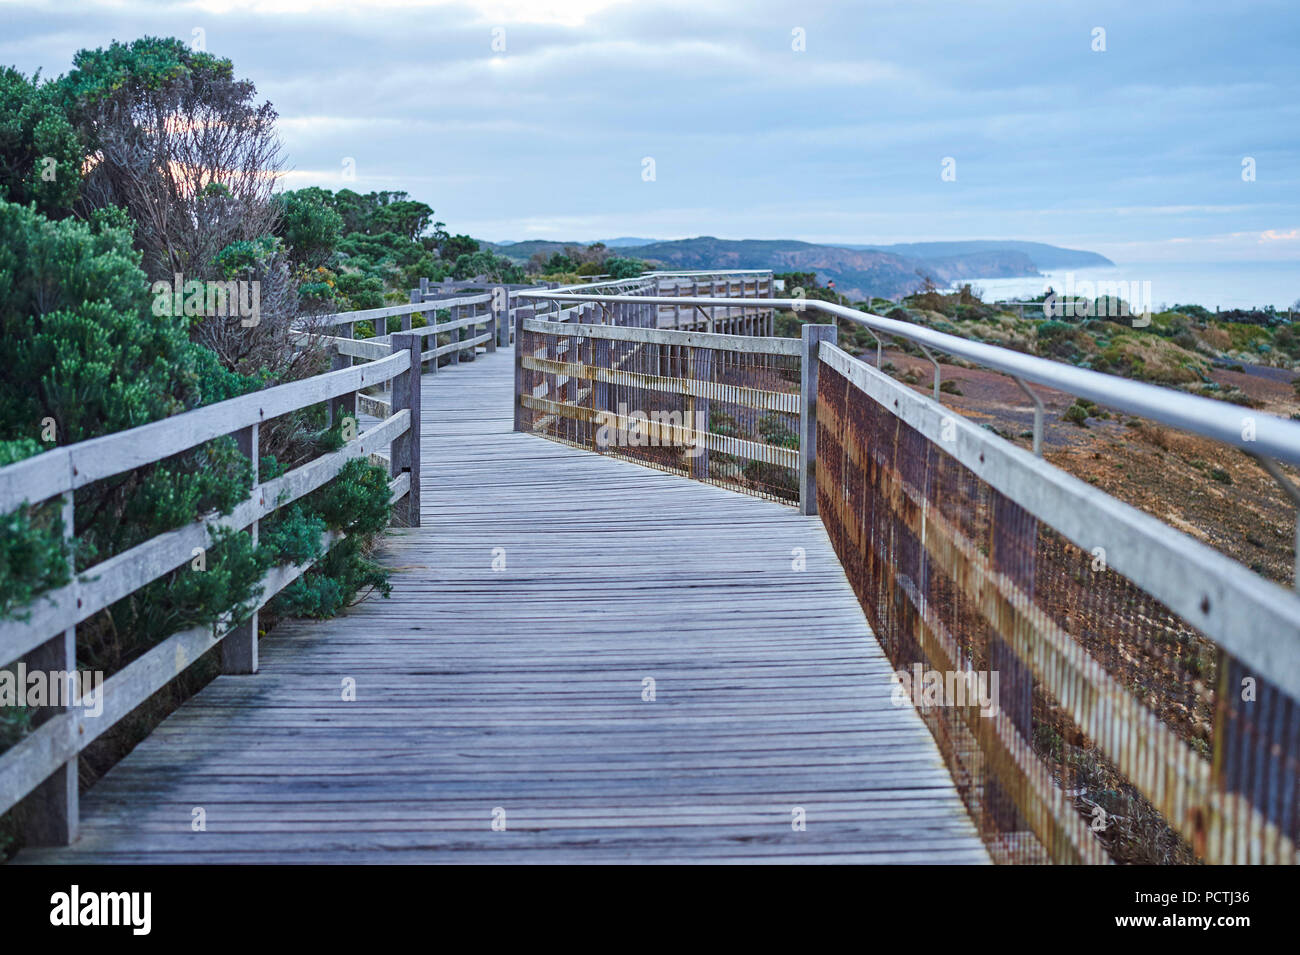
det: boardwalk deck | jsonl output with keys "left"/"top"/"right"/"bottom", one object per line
{"left": 18, "top": 349, "right": 986, "bottom": 864}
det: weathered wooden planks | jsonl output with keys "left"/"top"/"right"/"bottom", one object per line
{"left": 17, "top": 349, "right": 985, "bottom": 865}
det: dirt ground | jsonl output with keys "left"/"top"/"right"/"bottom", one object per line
{"left": 882, "top": 349, "right": 1300, "bottom": 587}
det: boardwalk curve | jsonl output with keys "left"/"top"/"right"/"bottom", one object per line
{"left": 17, "top": 351, "right": 987, "bottom": 864}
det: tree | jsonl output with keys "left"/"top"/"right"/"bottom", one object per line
{"left": 63, "top": 37, "right": 283, "bottom": 281}
{"left": 369, "top": 199, "right": 434, "bottom": 243}
{"left": 0, "top": 195, "right": 259, "bottom": 630}
{"left": 0, "top": 67, "right": 83, "bottom": 218}
{"left": 451, "top": 250, "right": 524, "bottom": 284}
{"left": 542, "top": 251, "right": 577, "bottom": 274}
{"left": 440, "top": 233, "right": 479, "bottom": 260}
{"left": 0, "top": 197, "right": 248, "bottom": 448}
{"left": 0, "top": 44, "right": 399, "bottom": 817}
{"left": 605, "top": 256, "right": 645, "bottom": 280}
{"left": 275, "top": 187, "right": 343, "bottom": 271}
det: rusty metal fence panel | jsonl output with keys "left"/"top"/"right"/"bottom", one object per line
{"left": 816, "top": 342, "right": 1300, "bottom": 864}
{"left": 517, "top": 303, "right": 803, "bottom": 503}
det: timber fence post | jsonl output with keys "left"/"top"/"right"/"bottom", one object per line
{"left": 16, "top": 489, "right": 78, "bottom": 845}
{"left": 800, "top": 323, "right": 838, "bottom": 516}
{"left": 390, "top": 333, "right": 422, "bottom": 527}
{"left": 514, "top": 306, "right": 534, "bottom": 433}
{"left": 222, "top": 423, "right": 261, "bottom": 674}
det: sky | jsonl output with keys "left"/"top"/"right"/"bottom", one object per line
{"left": 2, "top": 0, "right": 1298, "bottom": 266}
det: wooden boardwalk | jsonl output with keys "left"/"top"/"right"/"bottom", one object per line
{"left": 19, "top": 350, "right": 986, "bottom": 864}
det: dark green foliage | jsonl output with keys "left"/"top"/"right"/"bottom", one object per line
{"left": 0, "top": 500, "right": 69, "bottom": 620}
{"left": 0, "top": 193, "right": 391, "bottom": 687}
{"left": 311, "top": 458, "right": 393, "bottom": 536}
{"left": 274, "top": 187, "right": 343, "bottom": 271}
{"left": 0, "top": 38, "right": 418, "bottom": 860}
{"left": 773, "top": 271, "right": 817, "bottom": 291}
{"left": 604, "top": 256, "right": 645, "bottom": 280}
{"left": 0, "top": 67, "right": 83, "bottom": 218}
{"left": 87, "top": 205, "right": 133, "bottom": 236}
{"left": 1064, "top": 401, "right": 1090, "bottom": 427}
{"left": 451, "top": 249, "right": 523, "bottom": 283}
{"left": 60, "top": 36, "right": 235, "bottom": 111}
{"left": 114, "top": 525, "right": 270, "bottom": 659}
{"left": 328, "top": 190, "right": 438, "bottom": 241}
{"left": 1172, "top": 304, "right": 1213, "bottom": 322}
{"left": 332, "top": 272, "right": 385, "bottom": 310}
{"left": 758, "top": 415, "right": 798, "bottom": 450}
{"left": 0, "top": 196, "right": 254, "bottom": 441}
{"left": 542, "top": 251, "right": 577, "bottom": 274}
{"left": 259, "top": 503, "right": 326, "bottom": 565}
{"left": 213, "top": 235, "right": 281, "bottom": 277}
{"left": 440, "top": 234, "right": 479, "bottom": 260}
{"left": 0, "top": 197, "right": 260, "bottom": 621}
{"left": 273, "top": 535, "right": 390, "bottom": 619}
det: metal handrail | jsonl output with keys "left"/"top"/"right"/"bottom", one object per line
{"left": 516, "top": 290, "right": 1300, "bottom": 469}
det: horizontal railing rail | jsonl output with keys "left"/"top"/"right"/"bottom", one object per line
{"left": 304, "top": 285, "right": 512, "bottom": 382}
{"left": 313, "top": 294, "right": 488, "bottom": 328}
{"left": 0, "top": 332, "right": 424, "bottom": 847}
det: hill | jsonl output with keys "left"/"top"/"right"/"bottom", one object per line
{"left": 844, "top": 240, "right": 1114, "bottom": 270}
{"left": 485, "top": 236, "right": 1112, "bottom": 299}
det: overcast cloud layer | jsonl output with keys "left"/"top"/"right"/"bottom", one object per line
{"left": 2, "top": 0, "right": 1297, "bottom": 263}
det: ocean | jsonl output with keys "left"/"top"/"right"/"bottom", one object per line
{"left": 946, "top": 261, "right": 1299, "bottom": 313}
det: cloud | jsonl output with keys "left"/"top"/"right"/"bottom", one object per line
{"left": 1, "top": 0, "right": 1296, "bottom": 259}
{"left": 186, "top": 0, "right": 634, "bottom": 26}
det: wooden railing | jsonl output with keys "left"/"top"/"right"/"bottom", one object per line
{"left": 0, "top": 329, "right": 424, "bottom": 847}
{"left": 312, "top": 290, "right": 501, "bottom": 367}
{"left": 512, "top": 291, "right": 805, "bottom": 505}
{"left": 815, "top": 341, "right": 1300, "bottom": 864}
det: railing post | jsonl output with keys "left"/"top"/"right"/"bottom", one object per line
{"left": 390, "top": 333, "right": 422, "bottom": 527}
{"left": 488, "top": 288, "right": 502, "bottom": 354}
{"left": 463, "top": 300, "right": 477, "bottom": 363}
{"left": 451, "top": 301, "right": 461, "bottom": 366}
{"left": 328, "top": 322, "right": 354, "bottom": 427}
{"left": 426, "top": 304, "right": 439, "bottom": 376}
{"left": 222, "top": 423, "right": 260, "bottom": 674}
{"left": 800, "top": 323, "right": 838, "bottom": 516}
{"left": 768, "top": 272, "right": 776, "bottom": 336}
{"left": 16, "top": 488, "right": 78, "bottom": 845}
{"left": 688, "top": 346, "right": 712, "bottom": 481}
{"left": 402, "top": 289, "right": 416, "bottom": 334}
{"left": 497, "top": 288, "right": 511, "bottom": 349}
{"left": 514, "top": 306, "right": 534, "bottom": 432}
